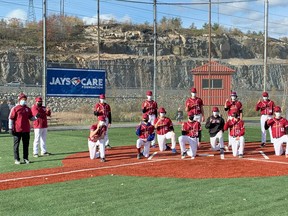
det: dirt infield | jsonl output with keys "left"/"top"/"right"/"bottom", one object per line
{"left": 1, "top": 142, "right": 288, "bottom": 190}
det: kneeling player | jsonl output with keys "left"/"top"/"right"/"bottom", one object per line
{"left": 88, "top": 116, "right": 107, "bottom": 162}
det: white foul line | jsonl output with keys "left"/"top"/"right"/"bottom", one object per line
{"left": 259, "top": 151, "right": 269, "bottom": 160}
{"left": 197, "top": 154, "right": 214, "bottom": 157}
{"left": 245, "top": 158, "right": 288, "bottom": 165}
{"left": 0, "top": 159, "right": 167, "bottom": 183}
{"left": 148, "top": 152, "right": 157, "bottom": 160}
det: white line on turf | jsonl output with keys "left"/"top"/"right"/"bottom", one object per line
{"left": 0, "top": 159, "right": 168, "bottom": 183}
{"left": 259, "top": 151, "right": 269, "bottom": 160}
{"left": 148, "top": 152, "right": 157, "bottom": 160}
{"left": 197, "top": 154, "right": 214, "bottom": 157}
{"left": 244, "top": 158, "right": 288, "bottom": 165}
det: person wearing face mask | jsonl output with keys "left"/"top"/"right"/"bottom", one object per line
{"left": 88, "top": 116, "right": 108, "bottom": 162}
{"left": 224, "top": 91, "right": 243, "bottom": 151}
{"left": 255, "top": 91, "right": 275, "bottom": 147}
{"left": 94, "top": 94, "right": 112, "bottom": 149}
{"left": 141, "top": 90, "right": 158, "bottom": 147}
{"left": 185, "top": 87, "right": 205, "bottom": 148}
{"left": 178, "top": 110, "right": 202, "bottom": 159}
{"left": 223, "top": 112, "right": 245, "bottom": 158}
{"left": 135, "top": 113, "right": 155, "bottom": 159}
{"left": 205, "top": 107, "right": 225, "bottom": 157}
{"left": 8, "top": 93, "right": 40, "bottom": 165}
{"left": 31, "top": 96, "right": 51, "bottom": 157}
{"left": 264, "top": 106, "right": 288, "bottom": 157}
{"left": 154, "top": 107, "right": 177, "bottom": 153}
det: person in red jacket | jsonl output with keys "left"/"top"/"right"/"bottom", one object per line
{"left": 8, "top": 93, "right": 40, "bottom": 165}
{"left": 255, "top": 91, "right": 275, "bottom": 147}
{"left": 223, "top": 112, "right": 245, "bottom": 158}
{"left": 135, "top": 113, "right": 155, "bottom": 159}
{"left": 88, "top": 116, "right": 107, "bottom": 162}
{"left": 31, "top": 96, "right": 51, "bottom": 157}
{"left": 265, "top": 106, "right": 288, "bottom": 156}
{"left": 94, "top": 94, "right": 112, "bottom": 149}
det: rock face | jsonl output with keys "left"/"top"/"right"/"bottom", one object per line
{"left": 0, "top": 25, "right": 288, "bottom": 91}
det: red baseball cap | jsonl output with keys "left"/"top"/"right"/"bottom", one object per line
{"left": 159, "top": 107, "right": 166, "bottom": 113}
{"left": 212, "top": 107, "right": 219, "bottom": 112}
{"left": 230, "top": 92, "right": 237, "bottom": 97}
{"left": 98, "top": 116, "right": 106, "bottom": 121}
{"left": 274, "top": 106, "right": 281, "bottom": 112}
{"left": 262, "top": 92, "right": 269, "bottom": 97}
{"left": 191, "top": 87, "right": 197, "bottom": 93}
{"left": 18, "top": 93, "right": 27, "bottom": 101}
{"left": 35, "top": 96, "right": 43, "bottom": 102}
{"left": 146, "top": 91, "right": 152, "bottom": 96}
{"left": 99, "top": 94, "right": 105, "bottom": 99}
{"left": 142, "top": 113, "right": 149, "bottom": 119}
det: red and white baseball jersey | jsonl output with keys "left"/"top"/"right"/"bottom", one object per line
{"left": 225, "top": 100, "right": 243, "bottom": 116}
{"left": 224, "top": 118, "right": 245, "bottom": 137}
{"left": 89, "top": 124, "right": 107, "bottom": 142}
{"left": 94, "top": 103, "right": 111, "bottom": 120}
{"left": 141, "top": 100, "right": 158, "bottom": 115}
{"left": 181, "top": 121, "right": 201, "bottom": 137}
{"left": 136, "top": 123, "right": 155, "bottom": 139}
{"left": 9, "top": 105, "right": 33, "bottom": 132}
{"left": 31, "top": 104, "right": 51, "bottom": 128}
{"left": 185, "top": 97, "right": 204, "bottom": 115}
{"left": 266, "top": 117, "right": 288, "bottom": 138}
{"left": 154, "top": 117, "right": 173, "bottom": 135}
{"left": 255, "top": 100, "right": 275, "bottom": 115}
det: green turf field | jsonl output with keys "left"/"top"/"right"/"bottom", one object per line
{"left": 1, "top": 125, "right": 285, "bottom": 216}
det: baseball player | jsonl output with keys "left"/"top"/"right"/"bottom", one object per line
{"left": 154, "top": 107, "right": 177, "bottom": 153}
{"left": 223, "top": 112, "right": 245, "bottom": 158}
{"left": 135, "top": 113, "right": 155, "bottom": 159}
{"left": 264, "top": 106, "right": 288, "bottom": 156}
{"left": 8, "top": 93, "right": 40, "bottom": 164}
{"left": 255, "top": 91, "right": 275, "bottom": 147}
{"left": 141, "top": 90, "right": 158, "bottom": 147}
{"left": 31, "top": 96, "right": 52, "bottom": 157}
{"left": 178, "top": 110, "right": 201, "bottom": 159}
{"left": 205, "top": 107, "right": 225, "bottom": 155}
{"left": 224, "top": 91, "right": 243, "bottom": 150}
{"left": 88, "top": 115, "right": 107, "bottom": 162}
{"left": 94, "top": 94, "right": 112, "bottom": 149}
{"left": 185, "top": 87, "right": 205, "bottom": 147}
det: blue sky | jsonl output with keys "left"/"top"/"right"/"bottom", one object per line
{"left": 1, "top": 0, "right": 288, "bottom": 39}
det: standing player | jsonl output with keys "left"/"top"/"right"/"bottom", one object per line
{"left": 141, "top": 90, "right": 158, "bottom": 147}
{"left": 94, "top": 94, "right": 112, "bottom": 149}
{"left": 88, "top": 116, "right": 107, "bottom": 162}
{"left": 154, "top": 107, "right": 177, "bottom": 153}
{"left": 135, "top": 113, "right": 155, "bottom": 159}
{"left": 31, "top": 96, "right": 52, "bottom": 157}
{"left": 178, "top": 110, "right": 201, "bottom": 159}
{"left": 265, "top": 106, "right": 288, "bottom": 157}
{"left": 223, "top": 112, "right": 245, "bottom": 158}
{"left": 205, "top": 107, "right": 225, "bottom": 155}
{"left": 185, "top": 87, "right": 205, "bottom": 146}
{"left": 255, "top": 91, "right": 275, "bottom": 147}
{"left": 224, "top": 91, "right": 243, "bottom": 150}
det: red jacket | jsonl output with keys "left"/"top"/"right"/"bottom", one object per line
{"left": 181, "top": 121, "right": 201, "bottom": 137}
{"left": 225, "top": 100, "right": 243, "bottom": 116}
{"left": 185, "top": 97, "right": 204, "bottom": 115}
{"left": 94, "top": 103, "right": 111, "bottom": 123}
{"left": 136, "top": 122, "right": 154, "bottom": 139}
{"left": 141, "top": 100, "right": 158, "bottom": 115}
{"left": 266, "top": 117, "right": 288, "bottom": 138}
{"left": 31, "top": 104, "right": 51, "bottom": 128}
{"left": 89, "top": 124, "right": 107, "bottom": 142}
{"left": 255, "top": 100, "right": 275, "bottom": 115}
{"left": 9, "top": 105, "right": 33, "bottom": 132}
{"left": 224, "top": 118, "right": 245, "bottom": 137}
{"left": 154, "top": 117, "right": 173, "bottom": 135}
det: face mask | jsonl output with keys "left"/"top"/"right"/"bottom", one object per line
{"left": 143, "top": 119, "right": 148, "bottom": 123}
{"left": 213, "top": 112, "right": 219, "bottom": 117}
{"left": 147, "top": 96, "right": 152, "bottom": 101}
{"left": 275, "top": 112, "right": 281, "bottom": 118}
{"left": 99, "top": 121, "right": 106, "bottom": 126}
{"left": 191, "top": 93, "right": 196, "bottom": 97}
{"left": 100, "top": 99, "right": 105, "bottom": 103}
{"left": 20, "top": 100, "right": 26, "bottom": 106}
{"left": 263, "top": 97, "right": 268, "bottom": 101}
{"left": 160, "top": 113, "right": 165, "bottom": 117}
{"left": 188, "top": 116, "right": 194, "bottom": 121}
{"left": 37, "top": 102, "right": 42, "bottom": 107}
{"left": 231, "top": 96, "right": 236, "bottom": 101}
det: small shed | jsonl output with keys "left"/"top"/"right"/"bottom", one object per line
{"left": 191, "top": 61, "right": 235, "bottom": 106}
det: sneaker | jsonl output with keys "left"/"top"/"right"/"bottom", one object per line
{"left": 41, "top": 152, "right": 51, "bottom": 156}
{"left": 105, "top": 144, "right": 112, "bottom": 149}
{"left": 100, "top": 158, "right": 106, "bottom": 162}
{"left": 239, "top": 154, "right": 244, "bottom": 158}
{"left": 181, "top": 151, "right": 187, "bottom": 159}
{"left": 260, "top": 143, "right": 266, "bottom": 148}
{"left": 165, "top": 145, "right": 171, "bottom": 151}
{"left": 33, "top": 154, "right": 39, "bottom": 158}
{"left": 15, "top": 160, "right": 21, "bottom": 165}
{"left": 137, "top": 153, "right": 142, "bottom": 159}
{"left": 24, "top": 159, "right": 30, "bottom": 164}
{"left": 191, "top": 156, "right": 195, "bottom": 160}
{"left": 171, "top": 148, "right": 177, "bottom": 154}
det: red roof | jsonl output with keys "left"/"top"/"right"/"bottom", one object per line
{"left": 191, "top": 61, "right": 235, "bottom": 74}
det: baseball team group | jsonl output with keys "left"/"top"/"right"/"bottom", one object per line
{"left": 7, "top": 87, "right": 288, "bottom": 164}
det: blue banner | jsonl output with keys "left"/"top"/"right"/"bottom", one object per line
{"left": 47, "top": 68, "right": 106, "bottom": 97}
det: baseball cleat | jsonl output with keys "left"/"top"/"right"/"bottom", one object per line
{"left": 33, "top": 154, "right": 39, "bottom": 158}
{"left": 41, "top": 152, "right": 51, "bottom": 156}
{"left": 238, "top": 154, "right": 244, "bottom": 158}
{"left": 15, "top": 160, "right": 21, "bottom": 165}
{"left": 105, "top": 144, "right": 112, "bottom": 149}
{"left": 165, "top": 145, "right": 171, "bottom": 151}
{"left": 191, "top": 156, "right": 195, "bottom": 160}
{"left": 181, "top": 151, "right": 187, "bottom": 159}
{"left": 260, "top": 143, "right": 266, "bottom": 148}
{"left": 137, "top": 153, "right": 142, "bottom": 159}
{"left": 171, "top": 148, "right": 177, "bottom": 154}
{"left": 100, "top": 158, "right": 106, "bottom": 162}
{"left": 24, "top": 159, "right": 30, "bottom": 164}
